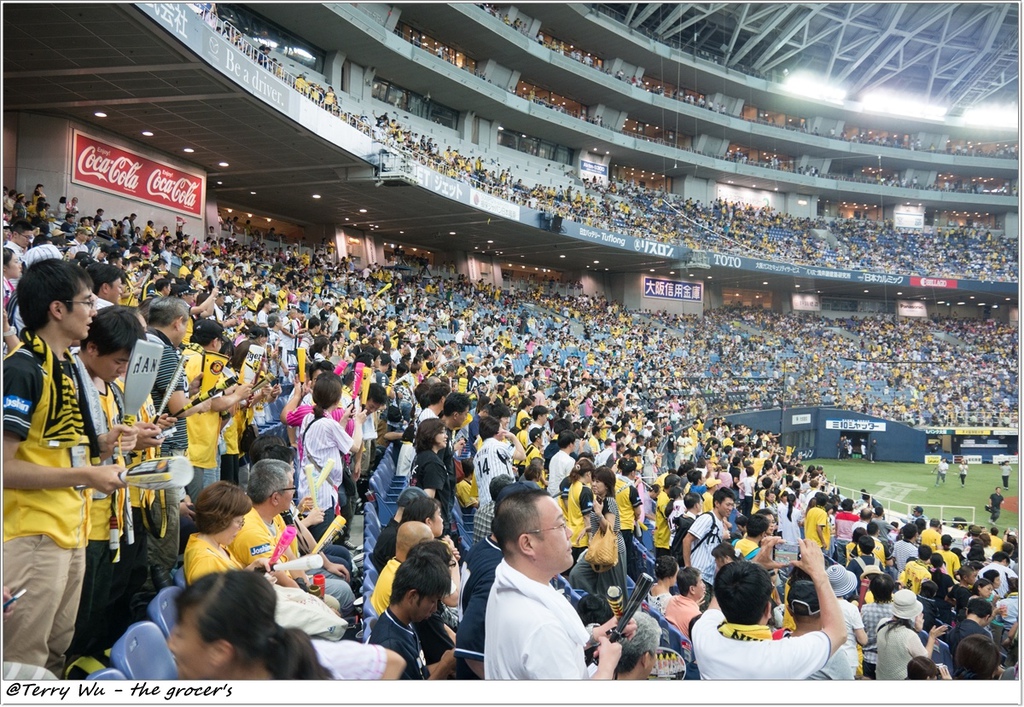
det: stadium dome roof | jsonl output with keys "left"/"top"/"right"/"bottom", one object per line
{"left": 592, "top": 3, "right": 1019, "bottom": 111}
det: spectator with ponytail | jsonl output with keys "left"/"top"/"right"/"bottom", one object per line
{"left": 297, "top": 372, "right": 365, "bottom": 540}
{"left": 560, "top": 458, "right": 595, "bottom": 563}
{"left": 170, "top": 570, "right": 405, "bottom": 679}
{"left": 169, "top": 570, "right": 333, "bottom": 679}
{"left": 778, "top": 491, "right": 803, "bottom": 545}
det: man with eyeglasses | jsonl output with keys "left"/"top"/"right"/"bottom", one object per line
{"left": 3, "top": 259, "right": 126, "bottom": 676}
{"left": 484, "top": 488, "right": 632, "bottom": 679}
{"left": 228, "top": 459, "right": 355, "bottom": 617}
{"left": 4, "top": 219, "right": 34, "bottom": 258}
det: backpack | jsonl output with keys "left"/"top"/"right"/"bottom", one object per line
{"left": 853, "top": 557, "right": 875, "bottom": 604}
{"left": 670, "top": 512, "right": 715, "bottom": 565}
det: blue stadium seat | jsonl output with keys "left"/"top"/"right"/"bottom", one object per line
{"left": 146, "top": 586, "right": 182, "bottom": 637}
{"left": 110, "top": 621, "right": 177, "bottom": 680}
{"left": 171, "top": 566, "right": 186, "bottom": 589}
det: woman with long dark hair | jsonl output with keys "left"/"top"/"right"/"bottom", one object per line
{"left": 568, "top": 466, "right": 628, "bottom": 601}
{"left": 778, "top": 491, "right": 803, "bottom": 544}
{"left": 169, "top": 570, "right": 332, "bottom": 679}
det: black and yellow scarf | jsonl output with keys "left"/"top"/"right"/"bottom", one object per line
{"left": 717, "top": 620, "right": 773, "bottom": 642}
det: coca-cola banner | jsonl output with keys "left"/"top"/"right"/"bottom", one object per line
{"left": 71, "top": 131, "right": 204, "bottom": 217}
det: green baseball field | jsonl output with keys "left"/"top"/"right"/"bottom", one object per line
{"left": 818, "top": 459, "right": 1019, "bottom": 532}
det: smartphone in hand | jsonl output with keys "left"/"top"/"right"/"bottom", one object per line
{"left": 775, "top": 542, "right": 800, "bottom": 565}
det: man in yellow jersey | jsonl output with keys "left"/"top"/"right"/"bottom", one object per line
{"left": 3, "top": 260, "right": 126, "bottom": 675}
{"left": 181, "top": 319, "right": 251, "bottom": 501}
{"left": 654, "top": 474, "right": 681, "bottom": 558}
{"left": 615, "top": 458, "right": 644, "bottom": 579}
{"left": 804, "top": 492, "right": 832, "bottom": 556}
{"left": 920, "top": 518, "right": 943, "bottom": 551}
{"left": 228, "top": 459, "right": 355, "bottom": 617}
{"left": 68, "top": 307, "right": 163, "bottom": 660}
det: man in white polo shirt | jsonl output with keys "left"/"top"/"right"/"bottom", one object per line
{"left": 691, "top": 538, "right": 846, "bottom": 679}
{"left": 484, "top": 488, "right": 632, "bottom": 679}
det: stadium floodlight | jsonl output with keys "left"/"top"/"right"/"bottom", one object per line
{"left": 862, "top": 91, "right": 946, "bottom": 120}
{"left": 963, "top": 105, "right": 1017, "bottom": 128}
{"left": 782, "top": 73, "right": 846, "bottom": 105}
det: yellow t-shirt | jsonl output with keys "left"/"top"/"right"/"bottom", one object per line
{"left": 371, "top": 557, "right": 400, "bottom": 615}
{"left": 567, "top": 481, "right": 591, "bottom": 550}
{"left": 939, "top": 549, "right": 961, "bottom": 576}
{"left": 455, "top": 478, "right": 477, "bottom": 508}
{"left": 920, "top": 528, "right": 942, "bottom": 551}
{"left": 846, "top": 542, "right": 886, "bottom": 566}
{"left": 804, "top": 506, "right": 831, "bottom": 550}
{"left": 184, "top": 351, "right": 222, "bottom": 469}
{"left": 184, "top": 533, "right": 242, "bottom": 585}
{"left": 734, "top": 537, "right": 759, "bottom": 559}
{"left": 654, "top": 491, "right": 671, "bottom": 549}
{"left": 227, "top": 508, "right": 298, "bottom": 573}
{"left": 614, "top": 478, "right": 636, "bottom": 532}
{"left": 3, "top": 344, "right": 92, "bottom": 549}
{"left": 515, "top": 410, "right": 531, "bottom": 431}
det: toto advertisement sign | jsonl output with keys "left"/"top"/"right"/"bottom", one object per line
{"left": 72, "top": 131, "right": 204, "bottom": 217}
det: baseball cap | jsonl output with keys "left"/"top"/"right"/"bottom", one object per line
{"left": 787, "top": 580, "right": 820, "bottom": 616}
{"left": 191, "top": 318, "right": 225, "bottom": 345}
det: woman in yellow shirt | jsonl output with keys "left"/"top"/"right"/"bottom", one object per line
{"left": 561, "top": 459, "right": 596, "bottom": 563}
{"left": 183, "top": 481, "right": 270, "bottom": 584}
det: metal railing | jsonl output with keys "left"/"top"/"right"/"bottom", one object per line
{"left": 831, "top": 482, "right": 976, "bottom": 527}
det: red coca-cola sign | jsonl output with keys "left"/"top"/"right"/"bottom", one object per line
{"left": 71, "top": 131, "right": 204, "bottom": 217}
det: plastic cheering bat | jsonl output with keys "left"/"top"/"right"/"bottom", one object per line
{"left": 311, "top": 515, "right": 347, "bottom": 555}
{"left": 352, "top": 362, "right": 365, "bottom": 409}
{"left": 315, "top": 458, "right": 335, "bottom": 490}
{"left": 155, "top": 355, "right": 188, "bottom": 417}
{"left": 610, "top": 572, "right": 654, "bottom": 642}
{"left": 268, "top": 526, "right": 297, "bottom": 567}
{"left": 173, "top": 373, "right": 238, "bottom": 415}
{"left": 303, "top": 463, "right": 321, "bottom": 512}
{"left": 273, "top": 554, "right": 323, "bottom": 573}
{"left": 334, "top": 360, "right": 348, "bottom": 376}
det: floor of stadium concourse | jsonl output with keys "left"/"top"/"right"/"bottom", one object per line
{"left": 821, "top": 459, "right": 1019, "bottom": 532}
{"left": 352, "top": 511, "right": 364, "bottom": 548}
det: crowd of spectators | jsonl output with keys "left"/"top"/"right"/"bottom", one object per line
{"left": 198, "top": 3, "right": 1018, "bottom": 284}
{"left": 3, "top": 173, "right": 1019, "bottom": 682}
